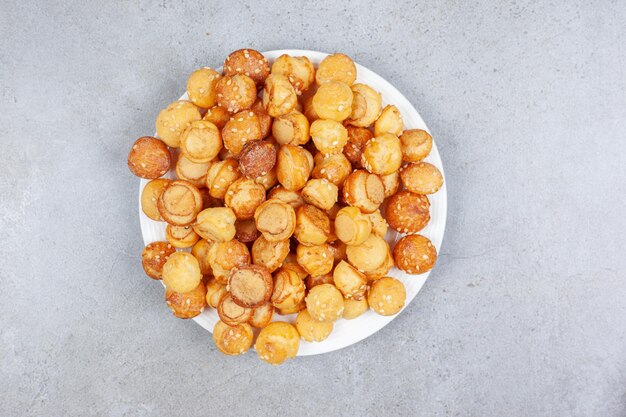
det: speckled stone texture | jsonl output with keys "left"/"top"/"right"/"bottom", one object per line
{"left": 1, "top": 1, "right": 625, "bottom": 416}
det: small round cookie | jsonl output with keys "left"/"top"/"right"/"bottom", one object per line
{"left": 346, "top": 83, "right": 382, "bottom": 127}
{"left": 193, "top": 207, "right": 237, "bottom": 242}
{"left": 165, "top": 282, "right": 207, "bottom": 319}
{"left": 141, "top": 241, "right": 176, "bottom": 279}
{"left": 367, "top": 209, "right": 388, "bottom": 238}
{"left": 175, "top": 155, "right": 210, "bottom": 189}
{"left": 162, "top": 251, "right": 202, "bottom": 293}
{"left": 380, "top": 171, "right": 400, "bottom": 198}
{"left": 271, "top": 267, "right": 306, "bottom": 312}
{"left": 141, "top": 179, "right": 170, "bottom": 221}
{"left": 301, "top": 179, "right": 338, "bottom": 211}
{"left": 213, "top": 321, "right": 254, "bottom": 356}
{"left": 374, "top": 105, "right": 403, "bottom": 137}
{"left": 334, "top": 206, "right": 372, "bottom": 246}
{"left": 128, "top": 136, "right": 171, "bottom": 179}
{"left": 315, "top": 53, "right": 357, "bottom": 86}
{"left": 249, "top": 302, "right": 274, "bottom": 328}
{"left": 312, "top": 81, "right": 353, "bottom": 122}
{"left": 271, "top": 54, "right": 315, "bottom": 94}
{"left": 342, "top": 170, "right": 385, "bottom": 213}
{"left": 262, "top": 73, "right": 298, "bottom": 117}
{"left": 229, "top": 264, "right": 273, "bottom": 308}
{"left": 400, "top": 162, "right": 444, "bottom": 195}
{"left": 400, "top": 129, "right": 432, "bottom": 162}
{"left": 203, "top": 105, "right": 230, "bottom": 129}
{"left": 306, "top": 273, "right": 334, "bottom": 289}
{"left": 235, "top": 219, "right": 259, "bottom": 243}
{"left": 205, "top": 278, "right": 227, "bottom": 309}
{"left": 223, "top": 49, "right": 270, "bottom": 86}
{"left": 296, "top": 243, "right": 334, "bottom": 276}
{"left": 296, "top": 310, "right": 333, "bottom": 342}
{"left": 267, "top": 186, "right": 304, "bottom": 209}
{"left": 157, "top": 180, "right": 203, "bottom": 226}
{"left": 251, "top": 235, "right": 290, "bottom": 273}
{"left": 238, "top": 140, "right": 277, "bottom": 179}
{"left": 224, "top": 178, "right": 266, "bottom": 220}
{"left": 208, "top": 239, "right": 250, "bottom": 284}
{"left": 294, "top": 204, "right": 331, "bottom": 246}
{"left": 187, "top": 67, "right": 222, "bottom": 108}
{"left": 386, "top": 191, "right": 430, "bottom": 233}
{"left": 311, "top": 152, "right": 351, "bottom": 187}
{"left": 333, "top": 260, "right": 367, "bottom": 300}
{"left": 222, "top": 110, "right": 263, "bottom": 156}
{"left": 272, "top": 110, "right": 310, "bottom": 146}
{"left": 166, "top": 224, "right": 200, "bottom": 248}
{"left": 342, "top": 297, "right": 369, "bottom": 320}
{"left": 367, "top": 277, "right": 406, "bottom": 316}
{"left": 361, "top": 133, "right": 403, "bottom": 175}
{"left": 276, "top": 144, "right": 314, "bottom": 191}
{"left": 216, "top": 74, "right": 257, "bottom": 113}
{"left": 393, "top": 234, "right": 437, "bottom": 274}
{"left": 310, "top": 119, "right": 348, "bottom": 155}
{"left": 254, "top": 198, "right": 297, "bottom": 242}
{"left": 191, "top": 239, "right": 213, "bottom": 275}
{"left": 305, "top": 284, "right": 344, "bottom": 323}
{"left": 217, "top": 293, "right": 253, "bottom": 326}
{"left": 155, "top": 101, "right": 202, "bottom": 148}
{"left": 345, "top": 234, "right": 389, "bottom": 273}
{"left": 205, "top": 158, "right": 241, "bottom": 199}
{"left": 179, "top": 120, "right": 222, "bottom": 163}
{"left": 255, "top": 322, "right": 300, "bottom": 365}
{"left": 343, "top": 126, "right": 373, "bottom": 167}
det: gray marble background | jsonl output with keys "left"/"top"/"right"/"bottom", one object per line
{"left": 1, "top": 1, "right": 625, "bottom": 416}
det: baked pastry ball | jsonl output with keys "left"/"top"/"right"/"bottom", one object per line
{"left": 271, "top": 54, "right": 315, "bottom": 94}
{"left": 312, "top": 81, "right": 353, "bottom": 122}
{"left": 393, "top": 234, "right": 437, "bottom": 274}
{"left": 222, "top": 110, "right": 263, "bottom": 156}
{"left": 254, "top": 198, "right": 297, "bottom": 242}
{"left": 342, "top": 297, "right": 369, "bottom": 320}
{"left": 179, "top": 120, "right": 222, "bottom": 163}
{"left": 249, "top": 302, "right": 274, "bottom": 328}
{"left": 267, "top": 186, "right": 304, "bottom": 209}
{"left": 165, "top": 282, "right": 207, "bottom": 319}
{"left": 272, "top": 110, "right": 310, "bottom": 146}
{"left": 347, "top": 83, "right": 382, "bottom": 127}
{"left": 203, "top": 105, "right": 230, "bottom": 129}
{"left": 217, "top": 293, "right": 253, "bottom": 326}
{"left": 166, "top": 224, "right": 200, "bottom": 248}
{"left": 334, "top": 206, "right": 372, "bottom": 245}
{"left": 276, "top": 144, "right": 313, "bottom": 191}
{"left": 141, "top": 179, "right": 170, "bottom": 221}
{"left": 213, "top": 321, "right": 254, "bottom": 356}
{"left": 281, "top": 255, "right": 308, "bottom": 280}
{"left": 251, "top": 99, "right": 272, "bottom": 138}
{"left": 374, "top": 105, "right": 403, "bottom": 137}
{"left": 305, "top": 284, "right": 344, "bottom": 323}
{"left": 333, "top": 260, "right": 367, "bottom": 300}
{"left": 315, "top": 53, "right": 357, "bottom": 86}
{"left": 400, "top": 162, "right": 444, "bottom": 195}
{"left": 400, "top": 129, "right": 432, "bottom": 162}
{"left": 141, "top": 241, "right": 176, "bottom": 279}
{"left": 205, "top": 158, "right": 241, "bottom": 199}
{"left": 251, "top": 235, "right": 290, "bottom": 273}
{"left": 363, "top": 244, "right": 394, "bottom": 281}
{"left": 276, "top": 300, "right": 306, "bottom": 316}
{"left": 271, "top": 267, "right": 306, "bottom": 312}
{"left": 343, "top": 126, "right": 373, "bottom": 167}
{"left": 155, "top": 101, "right": 202, "bottom": 147}
{"left": 294, "top": 204, "right": 331, "bottom": 246}
{"left": 187, "top": 67, "right": 222, "bottom": 108}
{"left": 296, "top": 243, "right": 334, "bottom": 276}
{"left": 386, "top": 191, "right": 430, "bottom": 233}
{"left": 310, "top": 119, "right": 348, "bottom": 155}
{"left": 175, "top": 155, "right": 210, "bottom": 188}
{"left": 306, "top": 273, "right": 334, "bottom": 289}
{"left": 361, "top": 133, "right": 403, "bottom": 175}
{"left": 238, "top": 140, "right": 277, "bottom": 180}
{"left": 128, "top": 136, "right": 171, "bottom": 179}
{"left": 380, "top": 171, "right": 400, "bottom": 198}
{"left": 228, "top": 264, "right": 273, "bottom": 308}
{"left": 342, "top": 170, "right": 385, "bottom": 213}
{"left": 216, "top": 74, "right": 257, "bottom": 113}
{"left": 191, "top": 239, "right": 213, "bottom": 275}
{"left": 157, "top": 180, "right": 203, "bottom": 226}
{"left": 254, "top": 167, "right": 278, "bottom": 190}
{"left": 302, "top": 95, "right": 320, "bottom": 123}
{"left": 205, "top": 278, "right": 227, "bottom": 308}
{"left": 367, "top": 209, "right": 388, "bottom": 237}
{"left": 162, "top": 251, "right": 202, "bottom": 293}
{"left": 367, "top": 277, "right": 406, "bottom": 316}
{"left": 296, "top": 310, "right": 333, "bottom": 342}
{"left": 224, "top": 49, "right": 270, "bottom": 86}
{"left": 301, "top": 179, "right": 338, "bottom": 211}
{"left": 235, "top": 219, "right": 259, "bottom": 243}
{"left": 311, "top": 152, "right": 351, "bottom": 187}
{"left": 346, "top": 234, "right": 389, "bottom": 273}
{"left": 255, "top": 322, "right": 300, "bottom": 365}
{"left": 262, "top": 73, "right": 298, "bottom": 117}
{"left": 193, "top": 207, "right": 237, "bottom": 242}
{"left": 224, "top": 178, "right": 266, "bottom": 220}
{"left": 208, "top": 239, "right": 250, "bottom": 284}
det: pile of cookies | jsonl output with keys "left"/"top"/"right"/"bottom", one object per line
{"left": 128, "top": 49, "right": 444, "bottom": 365}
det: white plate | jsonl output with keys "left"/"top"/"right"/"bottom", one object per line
{"left": 139, "top": 50, "right": 447, "bottom": 356}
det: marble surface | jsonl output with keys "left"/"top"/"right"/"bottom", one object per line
{"left": 1, "top": 1, "right": 625, "bottom": 416}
